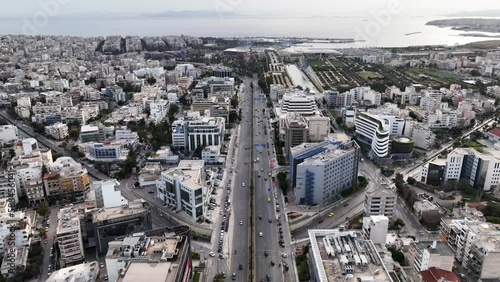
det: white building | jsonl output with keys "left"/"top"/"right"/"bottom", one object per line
{"left": 427, "top": 109, "right": 458, "bottom": 129}
{"left": 171, "top": 116, "right": 225, "bottom": 151}
{"left": 149, "top": 99, "right": 169, "bottom": 123}
{"left": 362, "top": 215, "right": 389, "bottom": 244}
{"left": 307, "top": 116, "right": 330, "bottom": 142}
{"left": 294, "top": 141, "right": 359, "bottom": 206}
{"left": 115, "top": 127, "right": 139, "bottom": 144}
{"left": 93, "top": 179, "right": 128, "bottom": 209}
{"left": 0, "top": 125, "right": 19, "bottom": 145}
{"left": 439, "top": 218, "right": 500, "bottom": 279}
{"left": 0, "top": 200, "right": 32, "bottom": 255}
{"left": 46, "top": 261, "right": 99, "bottom": 282}
{"left": 364, "top": 187, "right": 397, "bottom": 219}
{"left": 0, "top": 247, "right": 29, "bottom": 278}
{"left": 21, "top": 138, "right": 39, "bottom": 155}
{"left": 16, "top": 96, "right": 31, "bottom": 108}
{"left": 86, "top": 142, "right": 126, "bottom": 162}
{"left": 45, "top": 122, "right": 69, "bottom": 140}
{"left": 57, "top": 207, "right": 84, "bottom": 267}
{"left": 156, "top": 160, "right": 206, "bottom": 219}
{"left": 443, "top": 147, "right": 500, "bottom": 192}
{"left": 407, "top": 240, "right": 455, "bottom": 272}
{"left": 0, "top": 172, "right": 19, "bottom": 204}
{"left": 202, "top": 145, "right": 221, "bottom": 164}
{"left": 278, "top": 91, "right": 319, "bottom": 116}
{"left": 355, "top": 112, "right": 390, "bottom": 161}
{"left": 146, "top": 148, "right": 179, "bottom": 164}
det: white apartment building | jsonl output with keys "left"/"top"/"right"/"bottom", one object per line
{"left": 16, "top": 96, "right": 31, "bottom": 108}
{"left": 57, "top": 207, "right": 84, "bottom": 267}
{"left": 294, "top": 141, "right": 359, "bottom": 206}
{"left": 46, "top": 261, "right": 99, "bottom": 282}
{"left": 364, "top": 187, "right": 397, "bottom": 219}
{"left": 0, "top": 200, "right": 33, "bottom": 255}
{"left": 363, "top": 89, "right": 382, "bottom": 106}
{"left": 307, "top": 116, "right": 330, "bottom": 142}
{"left": 93, "top": 179, "right": 128, "bottom": 209}
{"left": 86, "top": 142, "right": 125, "bottom": 162}
{"left": 324, "top": 88, "right": 339, "bottom": 108}
{"left": 0, "top": 125, "right": 19, "bottom": 145}
{"left": 13, "top": 161, "right": 44, "bottom": 203}
{"left": 439, "top": 218, "right": 500, "bottom": 279}
{"left": 362, "top": 215, "right": 389, "bottom": 244}
{"left": 156, "top": 160, "right": 205, "bottom": 219}
{"left": 404, "top": 122, "right": 435, "bottom": 150}
{"left": 0, "top": 171, "right": 19, "bottom": 204}
{"left": 428, "top": 109, "right": 458, "bottom": 129}
{"left": 270, "top": 84, "right": 286, "bottom": 101}
{"left": 202, "top": 145, "right": 221, "bottom": 164}
{"left": 407, "top": 240, "right": 454, "bottom": 273}
{"left": 149, "top": 99, "right": 169, "bottom": 123}
{"left": 32, "top": 102, "right": 62, "bottom": 115}
{"left": 21, "top": 138, "right": 38, "bottom": 155}
{"left": 171, "top": 116, "right": 225, "bottom": 151}
{"left": 115, "top": 128, "right": 139, "bottom": 144}
{"left": 45, "top": 122, "right": 69, "bottom": 140}
{"left": 355, "top": 113, "right": 390, "bottom": 160}
{"left": 0, "top": 247, "right": 29, "bottom": 278}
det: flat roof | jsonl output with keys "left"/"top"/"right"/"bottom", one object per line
{"left": 92, "top": 206, "right": 146, "bottom": 222}
{"left": 118, "top": 262, "right": 172, "bottom": 282}
{"left": 308, "top": 229, "right": 393, "bottom": 282}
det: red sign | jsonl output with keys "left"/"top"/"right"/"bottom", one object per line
{"left": 182, "top": 257, "right": 191, "bottom": 282}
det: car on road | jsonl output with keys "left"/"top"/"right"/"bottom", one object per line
{"left": 148, "top": 191, "right": 154, "bottom": 194}
{"left": 258, "top": 215, "right": 262, "bottom": 220}
{"left": 103, "top": 274, "right": 109, "bottom": 281}
{"left": 281, "top": 253, "right": 287, "bottom": 258}
{"left": 242, "top": 183, "right": 245, "bottom": 187}
{"left": 343, "top": 202, "right": 349, "bottom": 207}
{"left": 266, "top": 274, "right": 271, "bottom": 281}
{"left": 100, "top": 264, "right": 105, "bottom": 268}
{"left": 259, "top": 232, "right": 263, "bottom": 237}
{"left": 264, "top": 251, "right": 269, "bottom": 257}
{"left": 268, "top": 218, "right": 272, "bottom": 223}
{"left": 239, "top": 220, "right": 243, "bottom": 226}
{"left": 267, "top": 197, "right": 270, "bottom": 203}
{"left": 219, "top": 254, "right": 224, "bottom": 259}
{"left": 328, "top": 212, "right": 335, "bottom": 217}
{"left": 270, "top": 260, "right": 275, "bottom": 266}
{"left": 209, "top": 252, "right": 215, "bottom": 257}
{"left": 43, "top": 240, "right": 48, "bottom": 244}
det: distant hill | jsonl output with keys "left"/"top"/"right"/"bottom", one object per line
{"left": 427, "top": 18, "right": 500, "bottom": 33}
{"left": 143, "top": 10, "right": 238, "bottom": 18}
{"left": 462, "top": 40, "right": 500, "bottom": 49}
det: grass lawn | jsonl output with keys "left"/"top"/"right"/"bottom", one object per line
{"left": 329, "top": 59, "right": 344, "bottom": 68}
{"left": 357, "top": 71, "right": 383, "bottom": 80}
{"left": 466, "top": 140, "right": 483, "bottom": 148}
{"left": 309, "top": 60, "right": 329, "bottom": 68}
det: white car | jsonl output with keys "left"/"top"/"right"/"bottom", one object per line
{"left": 239, "top": 221, "right": 243, "bottom": 226}
{"left": 242, "top": 183, "right": 245, "bottom": 187}
{"left": 259, "top": 232, "right": 263, "bottom": 237}
{"left": 281, "top": 253, "right": 287, "bottom": 258}
{"left": 209, "top": 252, "right": 216, "bottom": 257}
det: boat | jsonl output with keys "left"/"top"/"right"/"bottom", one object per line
{"left": 405, "top": 31, "right": 422, "bottom": 36}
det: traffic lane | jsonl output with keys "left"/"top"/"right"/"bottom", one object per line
{"left": 254, "top": 143, "right": 282, "bottom": 280}
{"left": 40, "top": 207, "right": 58, "bottom": 281}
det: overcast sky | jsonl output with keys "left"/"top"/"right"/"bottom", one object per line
{"left": 1, "top": 0, "right": 499, "bottom": 17}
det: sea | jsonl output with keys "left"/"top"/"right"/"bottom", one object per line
{"left": 1, "top": 15, "right": 500, "bottom": 48}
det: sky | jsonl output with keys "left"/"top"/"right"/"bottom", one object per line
{"left": 1, "top": 0, "right": 499, "bottom": 18}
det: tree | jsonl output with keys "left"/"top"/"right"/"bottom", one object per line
{"left": 388, "top": 247, "right": 405, "bottom": 265}
{"left": 69, "top": 128, "right": 79, "bottom": 140}
{"left": 407, "top": 177, "right": 416, "bottom": 185}
{"left": 393, "top": 218, "right": 406, "bottom": 229}
{"left": 37, "top": 203, "right": 49, "bottom": 217}
{"left": 470, "top": 69, "right": 481, "bottom": 77}
{"left": 146, "top": 77, "right": 157, "bottom": 85}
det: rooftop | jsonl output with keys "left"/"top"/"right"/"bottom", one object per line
{"left": 308, "top": 229, "right": 393, "bottom": 282}
{"left": 420, "top": 267, "right": 459, "bottom": 282}
{"left": 46, "top": 261, "right": 99, "bottom": 282}
{"left": 92, "top": 200, "right": 147, "bottom": 222}
{"left": 488, "top": 128, "right": 500, "bottom": 138}
{"left": 415, "top": 241, "right": 454, "bottom": 257}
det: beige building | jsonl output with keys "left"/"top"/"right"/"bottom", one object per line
{"left": 284, "top": 114, "right": 309, "bottom": 157}
{"left": 57, "top": 207, "right": 85, "bottom": 267}
{"left": 364, "top": 187, "right": 397, "bottom": 219}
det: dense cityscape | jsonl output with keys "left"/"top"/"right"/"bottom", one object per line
{"left": 1, "top": 3, "right": 500, "bottom": 282}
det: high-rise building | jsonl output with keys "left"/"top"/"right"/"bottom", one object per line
{"left": 93, "top": 179, "right": 128, "bottom": 209}
{"left": 364, "top": 187, "right": 397, "bottom": 219}
{"left": 407, "top": 240, "right": 454, "bottom": 272}
{"left": 86, "top": 142, "right": 125, "bottom": 162}
{"left": 79, "top": 125, "right": 104, "bottom": 143}
{"left": 284, "top": 115, "right": 309, "bottom": 157}
{"left": 57, "top": 207, "right": 85, "bottom": 267}
{"left": 294, "top": 141, "right": 359, "bottom": 205}
{"left": 156, "top": 160, "right": 206, "bottom": 219}
{"left": 355, "top": 112, "right": 390, "bottom": 161}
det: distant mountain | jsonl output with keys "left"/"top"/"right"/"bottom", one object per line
{"left": 447, "top": 10, "right": 500, "bottom": 17}
{"left": 427, "top": 18, "right": 500, "bottom": 33}
{"left": 143, "top": 10, "right": 238, "bottom": 18}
